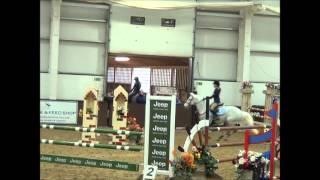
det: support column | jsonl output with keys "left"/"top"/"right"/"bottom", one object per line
{"left": 48, "top": 0, "right": 62, "bottom": 100}
{"left": 263, "top": 83, "right": 280, "bottom": 122}
{"left": 188, "top": 57, "right": 194, "bottom": 93}
{"left": 240, "top": 82, "right": 254, "bottom": 112}
{"left": 237, "top": 8, "right": 253, "bottom": 82}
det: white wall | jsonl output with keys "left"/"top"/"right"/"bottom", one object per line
{"left": 40, "top": 0, "right": 51, "bottom": 73}
{"left": 109, "top": 5, "right": 194, "bottom": 57}
{"left": 57, "top": 74, "right": 104, "bottom": 101}
{"left": 58, "top": 3, "right": 108, "bottom": 75}
{"left": 194, "top": 49, "right": 237, "bottom": 80}
{"left": 194, "top": 12, "right": 239, "bottom": 80}
{"left": 60, "top": 20, "right": 106, "bottom": 42}
{"left": 60, "top": 2, "right": 107, "bottom": 20}
{"left": 196, "top": 14, "right": 240, "bottom": 29}
{"left": 40, "top": 40, "right": 50, "bottom": 72}
{"left": 40, "top": 1, "right": 109, "bottom": 100}
{"left": 250, "top": 15, "right": 280, "bottom": 83}
{"left": 58, "top": 42, "right": 105, "bottom": 75}
{"left": 40, "top": 73, "right": 50, "bottom": 99}
{"left": 251, "top": 16, "right": 280, "bottom": 52}
{"left": 251, "top": 82, "right": 267, "bottom": 106}
{"left": 196, "top": 29, "right": 238, "bottom": 49}
{"left": 40, "top": 0, "right": 51, "bottom": 38}
{"left": 250, "top": 52, "right": 280, "bottom": 82}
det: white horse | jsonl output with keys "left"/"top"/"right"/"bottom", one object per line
{"left": 184, "top": 93, "right": 259, "bottom": 140}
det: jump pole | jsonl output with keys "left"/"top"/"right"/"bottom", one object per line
{"left": 208, "top": 142, "right": 244, "bottom": 148}
{"left": 40, "top": 124, "right": 143, "bottom": 136}
{"left": 40, "top": 139, "right": 143, "bottom": 151}
{"left": 269, "top": 99, "right": 278, "bottom": 179}
{"left": 244, "top": 130, "right": 250, "bottom": 168}
{"left": 205, "top": 97, "right": 209, "bottom": 146}
{"left": 217, "top": 157, "right": 236, "bottom": 163}
{"left": 209, "top": 125, "right": 269, "bottom": 131}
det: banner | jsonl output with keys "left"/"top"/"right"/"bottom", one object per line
{"left": 144, "top": 95, "right": 176, "bottom": 177}
{"left": 40, "top": 100, "right": 78, "bottom": 124}
{"left": 40, "top": 154, "right": 139, "bottom": 171}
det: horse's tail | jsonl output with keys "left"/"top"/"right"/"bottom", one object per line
{"left": 244, "top": 113, "right": 259, "bottom": 135}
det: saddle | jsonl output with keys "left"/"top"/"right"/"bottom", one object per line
{"left": 209, "top": 102, "right": 224, "bottom": 112}
{"left": 209, "top": 103, "right": 225, "bottom": 126}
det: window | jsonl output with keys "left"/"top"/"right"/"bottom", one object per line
{"left": 107, "top": 67, "right": 183, "bottom": 95}
{"left": 131, "top": 68, "right": 151, "bottom": 93}
{"left": 107, "top": 67, "right": 114, "bottom": 82}
{"left": 115, "top": 67, "right": 131, "bottom": 84}
{"left": 172, "top": 69, "right": 176, "bottom": 87}
{"left": 151, "top": 68, "right": 172, "bottom": 87}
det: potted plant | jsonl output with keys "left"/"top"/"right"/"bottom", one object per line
{"left": 234, "top": 150, "right": 270, "bottom": 180}
{"left": 127, "top": 116, "right": 144, "bottom": 144}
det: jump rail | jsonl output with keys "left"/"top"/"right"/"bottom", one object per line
{"left": 208, "top": 142, "right": 244, "bottom": 148}
{"left": 209, "top": 125, "right": 271, "bottom": 132}
{"left": 40, "top": 124, "right": 143, "bottom": 136}
{"left": 40, "top": 139, "right": 143, "bottom": 151}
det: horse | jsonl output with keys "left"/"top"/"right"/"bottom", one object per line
{"left": 184, "top": 93, "right": 260, "bottom": 140}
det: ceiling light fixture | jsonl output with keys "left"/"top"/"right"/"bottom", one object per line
{"left": 115, "top": 56, "right": 130, "bottom": 61}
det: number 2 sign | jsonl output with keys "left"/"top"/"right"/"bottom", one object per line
{"left": 143, "top": 165, "right": 158, "bottom": 179}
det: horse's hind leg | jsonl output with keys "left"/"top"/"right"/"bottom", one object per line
{"left": 224, "top": 130, "right": 237, "bottom": 140}
{"left": 217, "top": 121, "right": 229, "bottom": 141}
{"left": 222, "top": 131, "right": 231, "bottom": 141}
{"left": 217, "top": 134, "right": 224, "bottom": 141}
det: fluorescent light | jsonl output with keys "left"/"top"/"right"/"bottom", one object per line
{"left": 115, "top": 56, "right": 130, "bottom": 61}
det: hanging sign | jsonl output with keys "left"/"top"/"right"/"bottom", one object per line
{"left": 40, "top": 100, "right": 78, "bottom": 124}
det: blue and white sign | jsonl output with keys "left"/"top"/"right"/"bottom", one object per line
{"left": 40, "top": 100, "right": 78, "bottom": 124}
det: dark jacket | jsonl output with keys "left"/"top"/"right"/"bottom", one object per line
{"left": 211, "top": 87, "right": 221, "bottom": 103}
{"left": 131, "top": 81, "right": 141, "bottom": 93}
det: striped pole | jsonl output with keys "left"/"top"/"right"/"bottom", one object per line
{"left": 40, "top": 124, "right": 143, "bottom": 136}
{"left": 205, "top": 97, "right": 209, "bottom": 146}
{"left": 243, "top": 130, "right": 250, "bottom": 168}
{"left": 40, "top": 139, "right": 143, "bottom": 152}
{"left": 208, "top": 142, "right": 244, "bottom": 148}
{"left": 209, "top": 125, "right": 270, "bottom": 132}
{"left": 217, "top": 157, "right": 236, "bottom": 163}
{"left": 249, "top": 107, "right": 265, "bottom": 112}
{"left": 269, "top": 103, "right": 278, "bottom": 180}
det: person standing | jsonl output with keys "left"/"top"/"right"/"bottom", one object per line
{"left": 129, "top": 77, "right": 141, "bottom": 102}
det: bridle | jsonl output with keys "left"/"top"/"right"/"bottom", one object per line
{"left": 186, "top": 95, "right": 206, "bottom": 106}
{"left": 186, "top": 95, "right": 207, "bottom": 117}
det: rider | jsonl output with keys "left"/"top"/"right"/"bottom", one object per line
{"left": 206, "top": 81, "right": 224, "bottom": 123}
{"left": 208, "top": 80, "right": 222, "bottom": 107}
{"left": 129, "top": 77, "right": 141, "bottom": 102}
